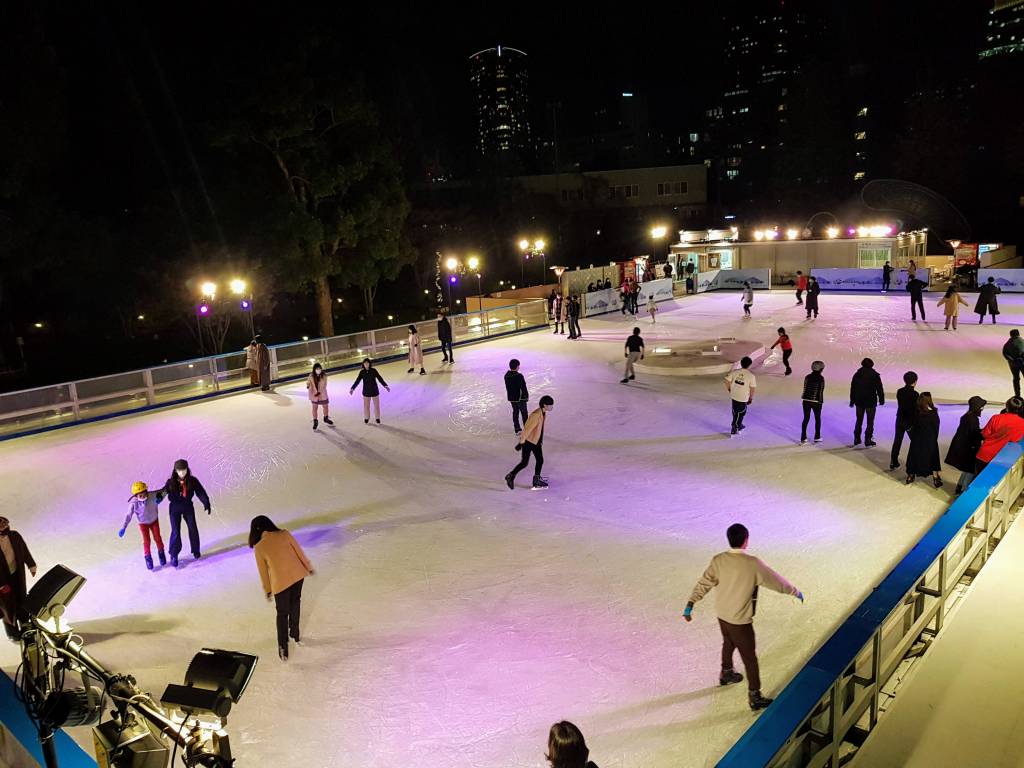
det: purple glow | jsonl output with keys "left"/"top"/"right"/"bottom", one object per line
{"left": 883, "top": 226, "right": 893, "bottom": 235}
{"left": 240, "top": 300, "right": 251, "bottom": 310}
{"left": 198, "top": 303, "right": 209, "bottom": 315}
{"left": 848, "top": 228, "right": 856, "bottom": 235}
{"left": 449, "top": 275, "right": 457, "bottom": 284}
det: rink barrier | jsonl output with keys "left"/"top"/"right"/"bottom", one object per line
{"left": 719, "top": 440, "right": 1024, "bottom": 768}
{"left": 0, "top": 300, "right": 549, "bottom": 442}
{"left": 0, "top": 671, "right": 97, "bottom": 767}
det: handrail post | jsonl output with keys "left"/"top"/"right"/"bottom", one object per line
{"left": 68, "top": 382, "right": 81, "bottom": 421}
{"left": 143, "top": 370, "right": 156, "bottom": 405}
{"left": 368, "top": 330, "right": 377, "bottom": 356}
{"left": 208, "top": 358, "right": 219, "bottom": 393}
{"left": 270, "top": 348, "right": 279, "bottom": 383}
{"left": 482, "top": 310, "right": 490, "bottom": 337}
{"left": 515, "top": 303, "right": 522, "bottom": 330}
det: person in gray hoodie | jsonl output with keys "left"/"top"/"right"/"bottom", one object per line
{"left": 119, "top": 481, "right": 166, "bottom": 570}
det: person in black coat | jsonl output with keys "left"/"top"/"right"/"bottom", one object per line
{"left": 849, "top": 358, "right": 885, "bottom": 447}
{"left": 0, "top": 517, "right": 37, "bottom": 640}
{"left": 907, "top": 276, "right": 928, "bottom": 321}
{"left": 437, "top": 311, "right": 454, "bottom": 363}
{"left": 882, "top": 261, "right": 893, "bottom": 292}
{"left": 890, "top": 371, "right": 920, "bottom": 470}
{"left": 350, "top": 358, "right": 390, "bottom": 424}
{"left": 804, "top": 277, "right": 820, "bottom": 318}
{"left": 504, "top": 358, "right": 529, "bottom": 434}
{"left": 568, "top": 295, "right": 582, "bottom": 339}
{"left": 163, "top": 459, "right": 211, "bottom": 568}
{"left": 906, "top": 392, "right": 942, "bottom": 487}
{"left": 945, "top": 396, "right": 987, "bottom": 493}
{"left": 974, "top": 277, "right": 1001, "bottom": 324}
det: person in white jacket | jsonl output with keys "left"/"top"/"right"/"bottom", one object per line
{"left": 406, "top": 325, "right": 426, "bottom": 375}
{"left": 683, "top": 523, "right": 803, "bottom": 711}
{"left": 741, "top": 282, "right": 754, "bottom": 317}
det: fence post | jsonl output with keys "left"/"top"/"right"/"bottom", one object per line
{"left": 515, "top": 304, "right": 522, "bottom": 330}
{"left": 143, "top": 369, "right": 156, "bottom": 405}
{"left": 482, "top": 310, "right": 490, "bottom": 337}
{"left": 68, "top": 382, "right": 81, "bottom": 421}
{"left": 320, "top": 338, "right": 329, "bottom": 365}
{"left": 368, "top": 330, "right": 377, "bottom": 356}
{"left": 270, "top": 348, "right": 279, "bottom": 382}
{"left": 209, "top": 358, "right": 220, "bottom": 393}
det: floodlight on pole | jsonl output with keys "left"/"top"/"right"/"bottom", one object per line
{"left": 229, "top": 278, "right": 246, "bottom": 295}
{"left": 467, "top": 255, "right": 480, "bottom": 270}
{"left": 534, "top": 239, "right": 545, "bottom": 251}
{"left": 518, "top": 239, "right": 530, "bottom": 251}
{"left": 200, "top": 281, "right": 217, "bottom": 299}
{"left": 445, "top": 257, "right": 459, "bottom": 271}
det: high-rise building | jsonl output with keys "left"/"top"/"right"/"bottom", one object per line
{"left": 980, "top": 0, "right": 1024, "bottom": 60}
{"left": 468, "top": 46, "right": 531, "bottom": 157}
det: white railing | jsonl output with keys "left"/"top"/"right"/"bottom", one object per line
{"left": 0, "top": 301, "right": 548, "bottom": 439}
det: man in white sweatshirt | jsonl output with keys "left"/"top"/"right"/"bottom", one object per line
{"left": 684, "top": 523, "right": 803, "bottom": 711}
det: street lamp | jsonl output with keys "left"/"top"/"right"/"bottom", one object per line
{"left": 518, "top": 237, "right": 548, "bottom": 286}
{"left": 467, "top": 255, "right": 482, "bottom": 300}
{"left": 650, "top": 225, "right": 668, "bottom": 261}
{"left": 200, "top": 281, "right": 217, "bottom": 299}
{"left": 230, "top": 278, "right": 255, "bottom": 337}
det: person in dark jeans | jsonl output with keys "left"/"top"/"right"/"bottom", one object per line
{"left": 882, "top": 261, "right": 893, "bottom": 292}
{"left": 849, "top": 358, "right": 885, "bottom": 447}
{"left": 568, "top": 295, "right": 582, "bottom": 339}
{"left": 890, "top": 371, "right": 919, "bottom": 470}
{"left": 1002, "top": 329, "right": 1024, "bottom": 398}
{"left": 249, "top": 516, "right": 314, "bottom": 662}
{"left": 505, "top": 395, "right": 553, "bottom": 490}
{"left": 504, "top": 358, "right": 529, "bottom": 434}
{"left": 163, "top": 459, "right": 211, "bottom": 568}
{"left": 437, "top": 311, "right": 454, "bottom": 363}
{"left": 907, "top": 276, "right": 928, "bottom": 321}
{"left": 800, "top": 361, "right": 825, "bottom": 444}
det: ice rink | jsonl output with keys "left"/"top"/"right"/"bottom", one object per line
{"left": 2, "top": 289, "right": 1020, "bottom": 768}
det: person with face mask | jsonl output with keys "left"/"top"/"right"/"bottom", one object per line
{"left": 0, "top": 517, "right": 37, "bottom": 640}
{"left": 350, "top": 358, "right": 390, "bottom": 424}
{"left": 505, "top": 395, "right": 554, "bottom": 490}
{"left": 163, "top": 459, "right": 211, "bottom": 568}
{"left": 306, "top": 362, "right": 333, "bottom": 431}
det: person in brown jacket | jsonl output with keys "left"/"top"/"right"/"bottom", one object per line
{"left": 0, "top": 516, "right": 37, "bottom": 641}
{"left": 505, "top": 395, "right": 553, "bottom": 490}
{"left": 249, "top": 516, "right": 314, "bottom": 661}
{"left": 254, "top": 335, "right": 272, "bottom": 391}
{"left": 684, "top": 523, "right": 803, "bottom": 711}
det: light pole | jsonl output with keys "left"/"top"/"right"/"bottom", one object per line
{"left": 518, "top": 237, "right": 548, "bottom": 285}
{"left": 650, "top": 225, "right": 668, "bottom": 262}
{"left": 467, "top": 255, "right": 482, "bottom": 305}
{"left": 230, "top": 278, "right": 255, "bottom": 338}
{"left": 197, "top": 281, "right": 217, "bottom": 356}
{"left": 445, "top": 256, "right": 459, "bottom": 310}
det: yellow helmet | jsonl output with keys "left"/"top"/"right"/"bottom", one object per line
{"left": 130, "top": 481, "right": 148, "bottom": 497}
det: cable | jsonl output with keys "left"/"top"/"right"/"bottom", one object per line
{"left": 169, "top": 716, "right": 187, "bottom": 768}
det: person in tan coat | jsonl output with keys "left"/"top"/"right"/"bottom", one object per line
{"left": 684, "top": 523, "right": 803, "bottom": 711}
{"left": 306, "top": 362, "right": 333, "bottom": 431}
{"left": 249, "top": 516, "right": 314, "bottom": 661}
{"left": 936, "top": 286, "right": 969, "bottom": 330}
{"left": 505, "top": 395, "right": 553, "bottom": 489}
{"left": 406, "top": 325, "right": 426, "bottom": 375}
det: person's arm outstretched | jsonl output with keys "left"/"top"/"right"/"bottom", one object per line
{"left": 684, "top": 558, "right": 719, "bottom": 622}
{"left": 754, "top": 557, "right": 802, "bottom": 601}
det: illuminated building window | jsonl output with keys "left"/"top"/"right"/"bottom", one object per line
{"left": 853, "top": 171, "right": 866, "bottom": 180}
{"left": 857, "top": 107, "right": 868, "bottom": 117}
{"left": 726, "top": 169, "right": 740, "bottom": 179}
{"left": 854, "top": 131, "right": 867, "bottom": 140}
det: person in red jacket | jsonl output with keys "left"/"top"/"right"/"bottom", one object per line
{"left": 795, "top": 271, "right": 808, "bottom": 305}
{"left": 975, "top": 397, "right": 1024, "bottom": 474}
{"left": 770, "top": 327, "right": 793, "bottom": 375}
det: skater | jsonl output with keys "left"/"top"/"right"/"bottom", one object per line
{"left": 647, "top": 294, "right": 658, "bottom": 323}
{"left": 936, "top": 286, "right": 969, "bottom": 330}
{"left": 945, "top": 397, "right": 987, "bottom": 494}
{"left": 905, "top": 392, "right": 942, "bottom": 487}
{"left": 907, "top": 275, "right": 928, "bottom": 321}
{"left": 0, "top": 517, "right": 37, "bottom": 641}
{"left": 795, "top": 271, "right": 807, "bottom": 305}
{"left": 559, "top": 293, "right": 571, "bottom": 335}
{"left": 568, "top": 295, "right": 582, "bottom": 339}
{"left": 882, "top": 261, "right": 893, "bottom": 293}
{"left": 437, "top": 311, "right": 454, "bottom": 363}
{"left": 770, "top": 328, "right": 793, "bottom": 375}
{"left": 683, "top": 523, "right": 803, "bottom": 712}
{"left": 804, "top": 276, "right": 820, "bottom": 319}
{"left": 975, "top": 398, "right": 1024, "bottom": 476}
{"left": 254, "top": 335, "right": 272, "bottom": 391}
{"left": 849, "top": 358, "right": 885, "bottom": 447}
{"left": 505, "top": 395, "right": 554, "bottom": 490}
{"left": 975, "top": 276, "right": 1001, "bottom": 324}
{"left": 249, "top": 515, "right": 314, "bottom": 662}
{"left": 406, "top": 325, "right": 426, "bottom": 375}
{"left": 908, "top": 259, "right": 918, "bottom": 281}
{"left": 545, "top": 721, "right": 599, "bottom": 768}
{"left": 306, "top": 362, "right": 333, "bottom": 431}
{"left": 1002, "top": 329, "right": 1024, "bottom": 398}
{"left": 725, "top": 356, "right": 756, "bottom": 436}
{"left": 800, "top": 361, "right": 825, "bottom": 444}
{"left": 163, "top": 459, "right": 211, "bottom": 568}
{"left": 245, "top": 339, "right": 259, "bottom": 387}
{"left": 504, "top": 358, "right": 529, "bottom": 435}
{"left": 119, "top": 481, "right": 166, "bottom": 570}
{"left": 547, "top": 289, "right": 557, "bottom": 321}
{"left": 553, "top": 293, "right": 565, "bottom": 334}
{"left": 741, "top": 282, "right": 753, "bottom": 317}
{"left": 631, "top": 281, "right": 640, "bottom": 314}
{"left": 350, "top": 358, "right": 390, "bottom": 424}
{"left": 619, "top": 282, "right": 629, "bottom": 315}
{"left": 621, "top": 327, "right": 645, "bottom": 384}
{"left": 890, "top": 371, "right": 920, "bottom": 470}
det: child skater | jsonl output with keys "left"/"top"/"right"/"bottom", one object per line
{"left": 741, "top": 282, "right": 754, "bottom": 317}
{"left": 647, "top": 294, "right": 658, "bottom": 324}
{"left": 770, "top": 327, "right": 793, "bottom": 376}
{"left": 119, "top": 481, "right": 166, "bottom": 571}
{"left": 306, "top": 362, "right": 333, "bottom": 431}
{"left": 350, "top": 358, "right": 390, "bottom": 424}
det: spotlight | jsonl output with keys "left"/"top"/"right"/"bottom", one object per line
{"left": 161, "top": 649, "right": 258, "bottom": 721}
{"left": 24, "top": 565, "right": 86, "bottom": 626}
{"left": 785, "top": 228, "right": 798, "bottom": 240}
{"left": 826, "top": 226, "right": 839, "bottom": 239}
{"left": 753, "top": 230, "right": 765, "bottom": 241}
{"left": 41, "top": 687, "right": 103, "bottom": 728}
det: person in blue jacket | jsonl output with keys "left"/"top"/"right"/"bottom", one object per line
{"left": 163, "top": 459, "right": 211, "bottom": 568}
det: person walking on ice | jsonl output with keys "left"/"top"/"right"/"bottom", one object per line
{"left": 907, "top": 274, "right": 928, "bottom": 321}
{"left": 741, "top": 282, "right": 753, "bottom": 317}
{"left": 849, "top": 358, "right": 884, "bottom": 447}
{"left": 119, "top": 481, "right": 166, "bottom": 570}
{"left": 890, "top": 371, "right": 920, "bottom": 470}
{"left": 505, "top": 395, "right": 554, "bottom": 490}
{"left": 795, "top": 270, "right": 807, "bottom": 305}
{"left": 1002, "top": 329, "right": 1024, "bottom": 398}
{"left": 504, "top": 358, "right": 529, "bottom": 435}
{"left": 621, "top": 327, "right": 645, "bottom": 384}
{"left": 350, "top": 358, "right": 390, "bottom": 424}
{"left": 306, "top": 362, "right": 333, "bottom": 431}
{"left": 936, "top": 286, "right": 969, "bottom": 330}
{"left": 725, "top": 356, "right": 756, "bottom": 436}
{"left": 882, "top": 261, "right": 893, "bottom": 293}
{"left": 249, "top": 515, "right": 314, "bottom": 662}
{"left": 683, "top": 523, "right": 804, "bottom": 711}
{"left": 406, "top": 325, "right": 426, "bottom": 375}
{"left": 647, "top": 294, "right": 658, "bottom": 324}
{"left": 804, "top": 276, "right": 820, "bottom": 319}
{"left": 800, "top": 361, "right": 825, "bottom": 444}
{"left": 975, "top": 276, "right": 1001, "bottom": 324}
{"left": 437, "top": 311, "right": 454, "bottom": 364}
{"left": 163, "top": 459, "right": 211, "bottom": 569}
{"left": 770, "top": 327, "right": 793, "bottom": 375}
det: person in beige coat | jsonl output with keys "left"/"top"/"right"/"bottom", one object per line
{"left": 306, "top": 362, "right": 333, "bottom": 431}
{"left": 406, "top": 325, "right": 426, "bottom": 375}
{"left": 250, "top": 515, "right": 314, "bottom": 661}
{"left": 505, "top": 395, "right": 553, "bottom": 489}
{"left": 684, "top": 523, "right": 803, "bottom": 711}
{"left": 936, "top": 286, "right": 970, "bottom": 330}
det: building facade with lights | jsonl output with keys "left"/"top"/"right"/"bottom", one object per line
{"left": 980, "top": 0, "right": 1024, "bottom": 60}
{"left": 469, "top": 46, "right": 531, "bottom": 157}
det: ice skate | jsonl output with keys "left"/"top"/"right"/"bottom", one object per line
{"left": 748, "top": 691, "right": 773, "bottom": 711}
{"left": 312, "top": 418, "right": 318, "bottom": 431}
{"left": 170, "top": 555, "right": 179, "bottom": 568}
{"left": 799, "top": 438, "right": 807, "bottom": 445}
{"left": 865, "top": 439, "right": 876, "bottom": 447}
{"left": 279, "top": 646, "right": 288, "bottom": 662}
{"left": 323, "top": 416, "right": 334, "bottom": 426}
{"left": 813, "top": 437, "right": 822, "bottom": 443}
{"left": 504, "top": 473, "right": 515, "bottom": 490}
{"left": 531, "top": 475, "right": 548, "bottom": 489}
{"left": 719, "top": 670, "right": 743, "bottom": 686}
{"left": 407, "top": 367, "right": 414, "bottom": 373}
{"left": 375, "top": 418, "right": 380, "bottom": 424}
{"left": 419, "top": 368, "right": 426, "bottom": 375}
{"left": 620, "top": 378, "right": 629, "bottom": 384}
{"left": 145, "top": 554, "right": 153, "bottom": 571}
{"left": 157, "top": 550, "right": 166, "bottom": 566}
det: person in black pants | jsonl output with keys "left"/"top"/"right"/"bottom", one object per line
{"left": 505, "top": 395, "right": 553, "bottom": 490}
{"left": 849, "top": 358, "right": 885, "bottom": 447}
{"left": 889, "top": 371, "right": 919, "bottom": 469}
{"left": 1002, "top": 329, "right": 1024, "bottom": 398}
{"left": 804, "top": 277, "right": 820, "bottom": 319}
{"left": 568, "top": 295, "right": 582, "bottom": 339}
{"left": 437, "top": 311, "right": 454, "bottom": 363}
{"left": 882, "top": 261, "right": 893, "bottom": 293}
{"left": 907, "top": 276, "right": 927, "bottom": 321}
{"left": 504, "top": 358, "right": 529, "bottom": 434}
{"left": 800, "top": 361, "right": 825, "bottom": 444}
{"left": 163, "top": 459, "right": 211, "bottom": 568}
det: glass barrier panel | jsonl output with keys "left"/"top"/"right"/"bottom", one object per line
{"left": 372, "top": 325, "right": 409, "bottom": 357}
{"left": 518, "top": 301, "right": 548, "bottom": 327}
{"left": 0, "top": 385, "right": 73, "bottom": 418}
{"left": 75, "top": 371, "right": 147, "bottom": 401}
{"left": 325, "top": 333, "right": 373, "bottom": 369}
{"left": 275, "top": 340, "right": 325, "bottom": 377}
{"left": 152, "top": 361, "right": 210, "bottom": 388}
{"left": 152, "top": 377, "right": 219, "bottom": 404}
{"left": 486, "top": 307, "right": 519, "bottom": 334}
{"left": 0, "top": 406, "right": 76, "bottom": 436}
{"left": 453, "top": 312, "right": 487, "bottom": 341}
{"left": 77, "top": 392, "right": 150, "bottom": 419}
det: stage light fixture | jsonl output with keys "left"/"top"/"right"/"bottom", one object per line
{"left": 23, "top": 565, "right": 86, "bottom": 626}
{"left": 161, "top": 648, "right": 258, "bottom": 721}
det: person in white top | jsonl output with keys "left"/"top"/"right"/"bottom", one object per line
{"left": 684, "top": 523, "right": 803, "bottom": 711}
{"left": 741, "top": 282, "right": 754, "bottom": 317}
{"left": 724, "top": 356, "right": 756, "bottom": 436}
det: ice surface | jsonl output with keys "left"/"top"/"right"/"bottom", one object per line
{"left": 1, "top": 290, "right": 1018, "bottom": 767}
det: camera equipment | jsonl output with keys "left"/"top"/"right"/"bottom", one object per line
{"left": 16, "top": 565, "right": 257, "bottom": 768}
